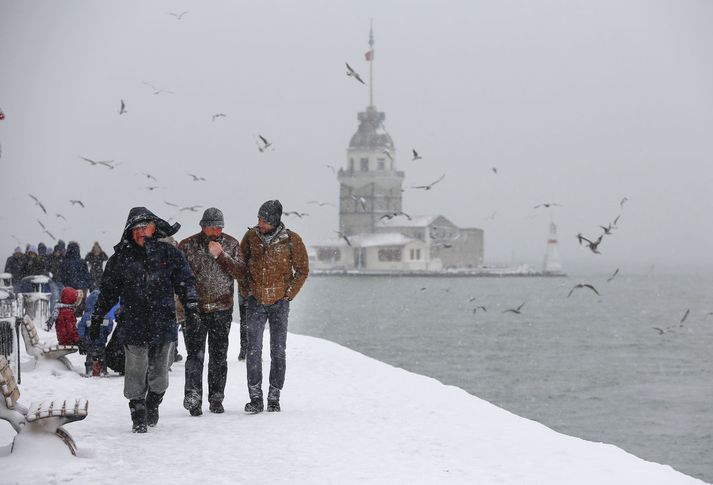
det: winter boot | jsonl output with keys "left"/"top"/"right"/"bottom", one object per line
{"left": 146, "top": 391, "right": 165, "bottom": 427}
{"left": 183, "top": 392, "right": 202, "bottom": 417}
{"left": 129, "top": 399, "right": 148, "bottom": 433}
{"left": 244, "top": 399, "right": 264, "bottom": 414}
{"left": 267, "top": 385, "right": 281, "bottom": 412}
{"left": 209, "top": 401, "right": 224, "bottom": 414}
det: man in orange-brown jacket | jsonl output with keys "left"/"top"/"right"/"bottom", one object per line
{"left": 239, "top": 200, "right": 308, "bottom": 413}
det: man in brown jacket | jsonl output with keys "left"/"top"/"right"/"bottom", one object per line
{"left": 240, "top": 200, "right": 309, "bottom": 413}
{"left": 179, "top": 207, "right": 245, "bottom": 415}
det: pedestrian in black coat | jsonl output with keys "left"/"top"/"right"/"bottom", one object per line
{"left": 85, "top": 241, "right": 108, "bottom": 291}
{"left": 90, "top": 207, "right": 199, "bottom": 433}
{"left": 57, "top": 242, "right": 91, "bottom": 291}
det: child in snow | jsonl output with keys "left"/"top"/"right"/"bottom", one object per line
{"left": 52, "top": 287, "right": 84, "bottom": 346}
{"left": 78, "top": 289, "right": 119, "bottom": 376}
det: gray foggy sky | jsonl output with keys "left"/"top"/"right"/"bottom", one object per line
{"left": 1, "top": 0, "right": 711, "bottom": 273}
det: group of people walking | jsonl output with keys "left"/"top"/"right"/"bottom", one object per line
{"left": 4, "top": 239, "right": 108, "bottom": 292}
{"left": 88, "top": 200, "right": 309, "bottom": 433}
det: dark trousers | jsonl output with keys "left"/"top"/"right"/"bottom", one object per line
{"left": 184, "top": 309, "right": 232, "bottom": 404}
{"left": 239, "top": 301, "right": 247, "bottom": 351}
{"left": 246, "top": 297, "right": 289, "bottom": 400}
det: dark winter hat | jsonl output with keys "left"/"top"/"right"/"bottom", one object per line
{"left": 199, "top": 207, "right": 224, "bottom": 228}
{"left": 258, "top": 200, "right": 282, "bottom": 227}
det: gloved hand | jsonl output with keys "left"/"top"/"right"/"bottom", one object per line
{"left": 89, "top": 315, "right": 102, "bottom": 340}
{"left": 185, "top": 303, "right": 201, "bottom": 329}
{"left": 77, "top": 341, "right": 87, "bottom": 355}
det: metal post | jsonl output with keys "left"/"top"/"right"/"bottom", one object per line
{"left": 15, "top": 316, "right": 21, "bottom": 384}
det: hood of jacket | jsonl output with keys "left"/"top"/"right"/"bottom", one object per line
{"left": 60, "top": 286, "right": 79, "bottom": 305}
{"left": 65, "top": 241, "right": 81, "bottom": 260}
{"left": 116, "top": 207, "right": 180, "bottom": 251}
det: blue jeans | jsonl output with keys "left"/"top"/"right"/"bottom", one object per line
{"left": 246, "top": 296, "right": 289, "bottom": 401}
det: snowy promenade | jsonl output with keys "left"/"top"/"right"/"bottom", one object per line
{"left": 0, "top": 330, "right": 706, "bottom": 485}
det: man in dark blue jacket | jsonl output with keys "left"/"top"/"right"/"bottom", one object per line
{"left": 90, "top": 207, "right": 199, "bottom": 433}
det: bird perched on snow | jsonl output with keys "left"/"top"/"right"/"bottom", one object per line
{"left": 411, "top": 149, "right": 422, "bottom": 161}
{"left": 567, "top": 284, "right": 599, "bottom": 297}
{"left": 345, "top": 62, "right": 366, "bottom": 85}
{"left": 334, "top": 230, "right": 352, "bottom": 247}
{"left": 69, "top": 199, "right": 85, "bottom": 208}
{"left": 167, "top": 10, "right": 189, "bottom": 20}
{"left": 503, "top": 302, "right": 526, "bottom": 314}
{"left": 187, "top": 173, "right": 206, "bottom": 182}
{"left": 119, "top": 99, "right": 127, "bottom": 115}
{"left": 411, "top": 173, "right": 445, "bottom": 191}
{"left": 28, "top": 194, "right": 47, "bottom": 214}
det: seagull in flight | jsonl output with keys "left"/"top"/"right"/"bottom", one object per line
{"left": 335, "top": 230, "right": 352, "bottom": 247}
{"left": 652, "top": 327, "right": 666, "bottom": 335}
{"left": 140, "top": 172, "right": 158, "bottom": 182}
{"left": 567, "top": 284, "right": 599, "bottom": 297}
{"left": 577, "top": 234, "right": 603, "bottom": 254}
{"left": 503, "top": 302, "right": 526, "bottom": 314}
{"left": 119, "top": 99, "right": 127, "bottom": 115}
{"left": 307, "top": 201, "right": 336, "bottom": 207}
{"left": 55, "top": 213, "right": 67, "bottom": 222}
{"left": 212, "top": 113, "right": 226, "bottom": 122}
{"left": 37, "top": 220, "right": 56, "bottom": 241}
{"left": 379, "top": 211, "right": 412, "bottom": 221}
{"left": 411, "top": 173, "right": 445, "bottom": 191}
{"left": 600, "top": 223, "right": 614, "bottom": 235}
{"left": 680, "top": 309, "right": 690, "bottom": 325}
{"left": 28, "top": 194, "right": 47, "bottom": 214}
{"left": 187, "top": 173, "right": 206, "bottom": 181}
{"left": 606, "top": 268, "right": 620, "bottom": 283}
{"left": 351, "top": 195, "right": 367, "bottom": 211}
{"left": 472, "top": 305, "right": 487, "bottom": 314}
{"left": 143, "top": 82, "right": 174, "bottom": 95}
{"left": 284, "top": 211, "right": 309, "bottom": 218}
{"left": 144, "top": 186, "right": 160, "bottom": 191}
{"left": 382, "top": 148, "right": 393, "bottom": 161}
{"left": 164, "top": 201, "right": 179, "bottom": 207}
{"left": 534, "top": 203, "right": 562, "bottom": 209}
{"left": 167, "top": 10, "right": 189, "bottom": 20}
{"left": 345, "top": 62, "right": 366, "bottom": 85}
{"left": 620, "top": 197, "right": 629, "bottom": 208}
{"left": 491, "top": 167, "right": 498, "bottom": 175}
{"left": 411, "top": 149, "right": 422, "bottom": 161}
{"left": 69, "top": 199, "right": 85, "bottom": 208}
{"left": 256, "top": 134, "right": 273, "bottom": 152}
{"left": 325, "top": 164, "right": 336, "bottom": 174}
{"left": 180, "top": 205, "right": 203, "bottom": 212}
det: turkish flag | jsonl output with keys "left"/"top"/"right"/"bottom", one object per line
{"left": 364, "top": 50, "right": 373, "bottom": 61}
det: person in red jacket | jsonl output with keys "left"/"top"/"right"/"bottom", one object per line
{"left": 54, "top": 287, "right": 83, "bottom": 346}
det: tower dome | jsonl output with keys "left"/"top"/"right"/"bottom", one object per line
{"left": 349, "top": 105, "right": 394, "bottom": 149}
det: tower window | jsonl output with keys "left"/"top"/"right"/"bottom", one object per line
{"left": 377, "top": 158, "right": 385, "bottom": 170}
{"left": 360, "top": 158, "right": 369, "bottom": 171}
{"left": 349, "top": 158, "right": 355, "bottom": 171}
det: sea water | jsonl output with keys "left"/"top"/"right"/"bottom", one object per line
{"left": 290, "top": 272, "right": 713, "bottom": 483}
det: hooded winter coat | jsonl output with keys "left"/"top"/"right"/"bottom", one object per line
{"left": 4, "top": 252, "right": 25, "bottom": 282}
{"left": 92, "top": 207, "right": 198, "bottom": 345}
{"left": 22, "top": 251, "right": 46, "bottom": 278}
{"left": 55, "top": 287, "right": 81, "bottom": 345}
{"left": 239, "top": 224, "right": 309, "bottom": 305}
{"left": 85, "top": 243, "right": 108, "bottom": 290}
{"left": 57, "top": 242, "right": 91, "bottom": 290}
{"left": 178, "top": 231, "right": 245, "bottom": 313}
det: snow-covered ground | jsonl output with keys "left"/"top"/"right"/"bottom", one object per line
{"left": 0, "top": 328, "right": 706, "bottom": 485}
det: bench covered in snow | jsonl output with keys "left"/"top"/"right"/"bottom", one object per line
{"left": 19, "top": 315, "right": 78, "bottom": 370}
{"left": 0, "top": 355, "right": 89, "bottom": 455}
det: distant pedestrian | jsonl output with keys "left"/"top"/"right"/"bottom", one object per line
{"left": 45, "top": 243, "right": 64, "bottom": 279}
{"left": 57, "top": 241, "right": 91, "bottom": 293}
{"left": 3, "top": 246, "right": 25, "bottom": 289}
{"left": 179, "top": 207, "right": 245, "bottom": 415}
{"left": 22, "top": 245, "right": 45, "bottom": 278}
{"left": 240, "top": 200, "right": 309, "bottom": 413}
{"left": 37, "top": 242, "right": 50, "bottom": 274}
{"left": 85, "top": 241, "right": 108, "bottom": 290}
{"left": 90, "top": 207, "right": 199, "bottom": 433}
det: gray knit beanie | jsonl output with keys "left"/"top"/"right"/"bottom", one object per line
{"left": 199, "top": 207, "right": 224, "bottom": 228}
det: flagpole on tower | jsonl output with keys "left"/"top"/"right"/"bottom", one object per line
{"left": 368, "top": 19, "right": 374, "bottom": 107}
